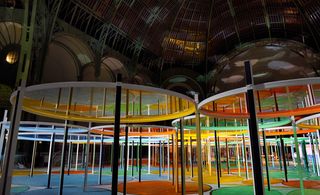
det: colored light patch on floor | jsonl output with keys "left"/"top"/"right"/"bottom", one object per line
{"left": 118, "top": 181, "right": 211, "bottom": 194}
{"left": 51, "top": 170, "right": 86, "bottom": 174}
{"left": 287, "top": 189, "right": 320, "bottom": 195}
{"left": 242, "top": 178, "right": 283, "bottom": 185}
{"left": 97, "top": 168, "right": 148, "bottom": 176}
{"left": 11, "top": 185, "right": 29, "bottom": 193}
{"left": 283, "top": 180, "right": 320, "bottom": 189}
{"left": 267, "top": 169, "right": 305, "bottom": 179}
{"left": 192, "top": 174, "right": 244, "bottom": 184}
{"left": 211, "top": 186, "right": 281, "bottom": 195}
{"left": 12, "top": 170, "right": 46, "bottom": 176}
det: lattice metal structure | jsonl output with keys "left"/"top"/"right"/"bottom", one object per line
{"left": 1, "top": 0, "right": 320, "bottom": 81}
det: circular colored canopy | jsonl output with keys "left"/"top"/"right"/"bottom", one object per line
{"left": 296, "top": 113, "right": 320, "bottom": 130}
{"left": 172, "top": 115, "right": 291, "bottom": 131}
{"left": 2, "top": 121, "right": 88, "bottom": 133}
{"left": 10, "top": 82, "right": 195, "bottom": 123}
{"left": 90, "top": 124, "right": 176, "bottom": 137}
{"left": 199, "top": 78, "right": 320, "bottom": 119}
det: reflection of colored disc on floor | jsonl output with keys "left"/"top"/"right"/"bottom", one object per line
{"left": 13, "top": 170, "right": 46, "bottom": 176}
{"left": 212, "top": 186, "right": 281, "bottom": 195}
{"left": 52, "top": 170, "right": 86, "bottom": 174}
{"left": 242, "top": 178, "right": 283, "bottom": 185}
{"left": 229, "top": 168, "right": 252, "bottom": 172}
{"left": 283, "top": 180, "right": 320, "bottom": 189}
{"left": 118, "top": 181, "right": 211, "bottom": 194}
{"left": 11, "top": 185, "right": 29, "bottom": 193}
{"left": 99, "top": 168, "right": 148, "bottom": 176}
{"left": 192, "top": 175, "right": 244, "bottom": 184}
{"left": 269, "top": 170, "right": 304, "bottom": 179}
{"left": 288, "top": 189, "right": 320, "bottom": 195}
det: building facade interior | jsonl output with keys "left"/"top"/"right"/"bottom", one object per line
{"left": 1, "top": 0, "right": 320, "bottom": 195}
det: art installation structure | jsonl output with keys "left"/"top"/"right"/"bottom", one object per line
{"left": 0, "top": 76, "right": 319, "bottom": 195}
{"left": 1, "top": 0, "right": 320, "bottom": 194}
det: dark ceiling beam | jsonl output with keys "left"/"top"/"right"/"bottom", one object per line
{"left": 260, "top": 0, "right": 272, "bottom": 39}
{"left": 281, "top": 0, "right": 287, "bottom": 38}
{"left": 245, "top": 0, "right": 256, "bottom": 40}
{"left": 227, "top": 0, "right": 241, "bottom": 45}
{"left": 180, "top": 1, "right": 197, "bottom": 62}
{"left": 161, "top": 0, "right": 187, "bottom": 69}
{"left": 205, "top": 0, "right": 214, "bottom": 96}
{"left": 293, "top": 0, "right": 320, "bottom": 50}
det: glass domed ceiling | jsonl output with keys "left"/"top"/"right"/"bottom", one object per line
{"left": 211, "top": 42, "right": 319, "bottom": 94}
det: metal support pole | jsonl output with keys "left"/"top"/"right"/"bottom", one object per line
{"left": 190, "top": 137, "right": 194, "bottom": 178}
{"left": 214, "top": 130, "right": 220, "bottom": 188}
{"left": 226, "top": 138, "right": 230, "bottom": 174}
{"left": 111, "top": 74, "right": 122, "bottom": 195}
{"left": 277, "top": 141, "right": 282, "bottom": 171}
{"left": 75, "top": 140, "right": 79, "bottom": 170}
{"left": 207, "top": 140, "right": 211, "bottom": 176}
{"left": 139, "top": 128, "right": 142, "bottom": 182}
{"left": 313, "top": 132, "right": 320, "bottom": 176}
{"left": 30, "top": 140, "right": 38, "bottom": 177}
{"left": 0, "top": 110, "right": 8, "bottom": 161}
{"left": 67, "top": 142, "right": 72, "bottom": 175}
{"left": 123, "top": 126, "right": 129, "bottom": 195}
{"left": 148, "top": 127, "right": 151, "bottom": 174}
{"left": 167, "top": 136, "right": 170, "bottom": 180}
{"left": 309, "top": 133, "right": 317, "bottom": 174}
{"left": 0, "top": 85, "right": 24, "bottom": 195}
{"left": 47, "top": 133, "right": 55, "bottom": 188}
{"left": 195, "top": 107, "right": 203, "bottom": 195}
{"left": 98, "top": 135, "right": 104, "bottom": 185}
{"left": 271, "top": 145, "right": 275, "bottom": 167}
{"left": 280, "top": 137, "right": 288, "bottom": 182}
{"left": 291, "top": 117, "right": 305, "bottom": 195}
{"left": 262, "top": 130, "right": 270, "bottom": 191}
{"left": 242, "top": 134, "right": 248, "bottom": 179}
{"left": 180, "top": 118, "right": 186, "bottom": 195}
{"left": 82, "top": 144, "right": 85, "bottom": 169}
{"left": 84, "top": 126, "right": 91, "bottom": 191}
{"left": 92, "top": 138, "right": 96, "bottom": 174}
{"left": 174, "top": 130, "right": 179, "bottom": 192}
{"left": 111, "top": 143, "right": 114, "bottom": 172}
{"left": 244, "top": 61, "right": 264, "bottom": 194}
{"left": 172, "top": 134, "right": 175, "bottom": 185}
{"left": 120, "top": 143, "right": 123, "bottom": 169}
{"left": 218, "top": 136, "right": 222, "bottom": 177}
{"left": 302, "top": 140, "right": 309, "bottom": 171}
{"left": 59, "top": 120, "right": 70, "bottom": 195}
{"left": 236, "top": 135, "right": 241, "bottom": 177}
{"left": 131, "top": 141, "right": 134, "bottom": 177}
{"left": 159, "top": 141, "right": 162, "bottom": 177}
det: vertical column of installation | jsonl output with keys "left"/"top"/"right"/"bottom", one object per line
{"left": 0, "top": 110, "right": 8, "bottom": 162}
{"left": 139, "top": 127, "right": 142, "bottom": 182}
{"left": 30, "top": 138, "right": 38, "bottom": 177}
{"left": 47, "top": 133, "right": 55, "bottom": 188}
{"left": 180, "top": 117, "right": 186, "bottom": 195}
{"left": 59, "top": 87, "right": 73, "bottom": 195}
{"left": 123, "top": 126, "right": 129, "bottom": 195}
{"left": 98, "top": 134, "right": 104, "bottom": 184}
{"left": 195, "top": 93, "right": 204, "bottom": 195}
{"left": 111, "top": 74, "right": 122, "bottom": 195}
{"left": 257, "top": 91, "right": 271, "bottom": 191}
{"left": 0, "top": 0, "right": 38, "bottom": 194}
{"left": 244, "top": 61, "right": 264, "bottom": 194}
{"left": 83, "top": 123, "right": 91, "bottom": 191}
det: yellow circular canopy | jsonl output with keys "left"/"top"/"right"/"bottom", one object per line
{"left": 10, "top": 82, "right": 195, "bottom": 123}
